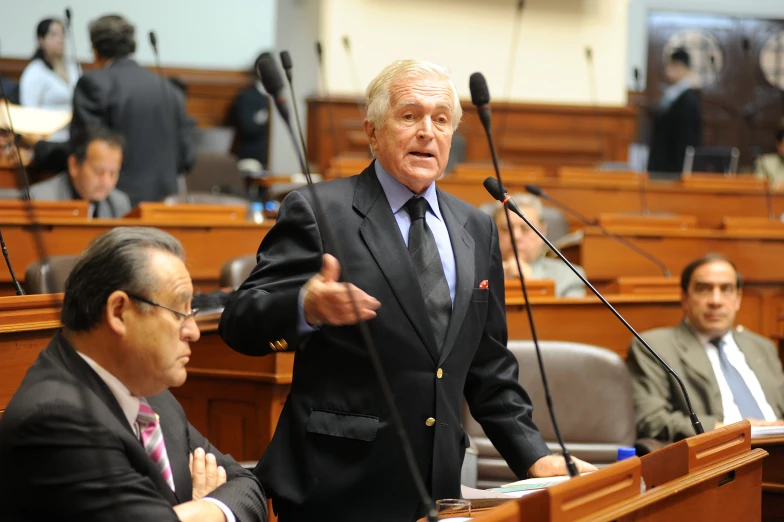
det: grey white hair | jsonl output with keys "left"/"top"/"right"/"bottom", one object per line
{"left": 365, "top": 59, "right": 463, "bottom": 132}
{"left": 492, "top": 193, "right": 543, "bottom": 220}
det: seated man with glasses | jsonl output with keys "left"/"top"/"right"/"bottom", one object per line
{"left": 627, "top": 253, "right": 784, "bottom": 442}
{"left": 0, "top": 227, "right": 266, "bottom": 522}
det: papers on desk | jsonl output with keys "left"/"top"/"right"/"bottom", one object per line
{"left": 751, "top": 425, "right": 784, "bottom": 438}
{"left": 487, "top": 476, "right": 572, "bottom": 497}
{"left": 0, "top": 101, "right": 72, "bottom": 137}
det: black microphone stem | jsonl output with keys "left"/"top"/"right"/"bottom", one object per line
{"left": 585, "top": 48, "right": 605, "bottom": 163}
{"left": 65, "top": 8, "right": 82, "bottom": 76}
{"left": 533, "top": 189, "right": 670, "bottom": 277}
{"left": 491, "top": 187, "right": 704, "bottom": 437}
{"left": 481, "top": 122, "right": 579, "bottom": 479}
{"left": 495, "top": 0, "right": 526, "bottom": 159}
{"left": 281, "top": 55, "right": 438, "bottom": 522}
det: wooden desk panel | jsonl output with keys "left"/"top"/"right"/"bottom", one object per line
{"left": 0, "top": 219, "right": 269, "bottom": 294}
{"left": 436, "top": 174, "right": 784, "bottom": 229}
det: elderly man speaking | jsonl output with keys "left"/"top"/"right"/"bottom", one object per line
{"left": 220, "top": 59, "right": 594, "bottom": 522}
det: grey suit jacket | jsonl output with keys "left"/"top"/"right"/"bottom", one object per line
{"left": 29, "top": 172, "right": 132, "bottom": 218}
{"left": 627, "top": 321, "right": 784, "bottom": 442}
{"left": 531, "top": 257, "right": 586, "bottom": 297}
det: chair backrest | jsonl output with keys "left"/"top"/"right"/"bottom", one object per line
{"left": 192, "top": 127, "right": 236, "bottom": 155}
{"left": 24, "top": 255, "right": 80, "bottom": 294}
{"left": 164, "top": 192, "right": 250, "bottom": 207}
{"left": 219, "top": 254, "right": 257, "bottom": 289}
{"left": 463, "top": 340, "right": 637, "bottom": 487}
{"left": 186, "top": 152, "right": 244, "bottom": 195}
{"left": 682, "top": 146, "right": 740, "bottom": 175}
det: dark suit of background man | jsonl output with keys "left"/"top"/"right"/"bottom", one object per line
{"left": 70, "top": 15, "right": 196, "bottom": 206}
{"left": 28, "top": 126, "right": 132, "bottom": 218}
{"left": 0, "top": 227, "right": 266, "bottom": 522}
{"left": 219, "top": 59, "right": 594, "bottom": 522}
{"left": 647, "top": 48, "right": 702, "bottom": 174}
{"left": 627, "top": 254, "right": 784, "bottom": 443}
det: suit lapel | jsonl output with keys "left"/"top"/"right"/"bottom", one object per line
{"left": 675, "top": 322, "right": 723, "bottom": 413}
{"left": 437, "top": 191, "right": 474, "bottom": 364}
{"left": 354, "top": 166, "right": 440, "bottom": 363}
{"left": 148, "top": 396, "right": 192, "bottom": 503}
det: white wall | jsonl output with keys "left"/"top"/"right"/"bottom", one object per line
{"left": 319, "top": 0, "right": 630, "bottom": 106}
{"left": 269, "top": 0, "right": 323, "bottom": 174}
{"left": 627, "top": 0, "right": 784, "bottom": 88}
{"left": 1, "top": 0, "right": 276, "bottom": 69}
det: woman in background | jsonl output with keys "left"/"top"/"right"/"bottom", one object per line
{"left": 19, "top": 18, "right": 79, "bottom": 141}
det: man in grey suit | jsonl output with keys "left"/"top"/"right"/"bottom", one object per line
{"left": 627, "top": 253, "right": 784, "bottom": 442}
{"left": 493, "top": 194, "right": 586, "bottom": 297}
{"left": 29, "top": 126, "right": 131, "bottom": 218}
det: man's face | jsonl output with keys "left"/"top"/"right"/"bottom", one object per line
{"left": 365, "top": 76, "right": 454, "bottom": 194}
{"left": 68, "top": 140, "right": 122, "bottom": 202}
{"left": 496, "top": 206, "right": 546, "bottom": 265}
{"left": 121, "top": 250, "right": 200, "bottom": 396}
{"left": 682, "top": 260, "right": 742, "bottom": 338}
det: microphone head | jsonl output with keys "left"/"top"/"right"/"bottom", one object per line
{"left": 65, "top": 8, "right": 72, "bottom": 22}
{"left": 516, "top": 0, "right": 525, "bottom": 12}
{"left": 633, "top": 67, "right": 639, "bottom": 80}
{"left": 257, "top": 54, "right": 285, "bottom": 96}
{"left": 280, "top": 50, "right": 293, "bottom": 71}
{"left": 469, "top": 72, "right": 490, "bottom": 108}
{"left": 585, "top": 46, "right": 593, "bottom": 61}
{"left": 483, "top": 177, "right": 506, "bottom": 202}
{"left": 524, "top": 184, "right": 543, "bottom": 197}
{"left": 148, "top": 31, "right": 157, "bottom": 50}
{"left": 742, "top": 38, "right": 750, "bottom": 52}
{"left": 315, "top": 41, "right": 323, "bottom": 61}
{"left": 342, "top": 35, "right": 350, "bottom": 50}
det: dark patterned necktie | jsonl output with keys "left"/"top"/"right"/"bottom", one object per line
{"left": 710, "top": 337, "right": 765, "bottom": 420}
{"left": 404, "top": 197, "right": 451, "bottom": 351}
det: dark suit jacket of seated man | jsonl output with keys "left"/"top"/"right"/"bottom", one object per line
{"left": 627, "top": 254, "right": 784, "bottom": 442}
{"left": 28, "top": 126, "right": 131, "bottom": 218}
{"left": 219, "top": 59, "right": 594, "bottom": 522}
{"left": 0, "top": 227, "right": 266, "bottom": 522}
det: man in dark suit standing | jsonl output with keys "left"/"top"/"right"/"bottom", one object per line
{"left": 28, "top": 126, "right": 131, "bottom": 217}
{"left": 0, "top": 227, "right": 266, "bottom": 521}
{"left": 647, "top": 48, "right": 702, "bottom": 174}
{"left": 219, "top": 59, "right": 594, "bottom": 522}
{"left": 70, "top": 15, "right": 195, "bottom": 205}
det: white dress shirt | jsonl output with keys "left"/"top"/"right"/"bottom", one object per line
{"left": 19, "top": 58, "right": 79, "bottom": 141}
{"left": 694, "top": 330, "right": 778, "bottom": 424}
{"left": 76, "top": 352, "right": 235, "bottom": 521}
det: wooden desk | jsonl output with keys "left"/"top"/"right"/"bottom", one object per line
{"left": 0, "top": 217, "right": 270, "bottom": 294}
{"left": 436, "top": 169, "right": 784, "bottom": 229}
{"left": 753, "top": 435, "right": 784, "bottom": 522}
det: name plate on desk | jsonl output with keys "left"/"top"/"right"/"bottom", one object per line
{"left": 504, "top": 279, "right": 555, "bottom": 300}
{"left": 125, "top": 202, "right": 247, "bottom": 222}
{"left": 557, "top": 167, "right": 647, "bottom": 188}
{"left": 609, "top": 276, "right": 680, "bottom": 295}
{"left": 682, "top": 173, "right": 767, "bottom": 192}
{"left": 449, "top": 163, "right": 546, "bottom": 183}
{"left": 722, "top": 216, "right": 784, "bottom": 232}
{"left": 0, "top": 200, "right": 90, "bottom": 220}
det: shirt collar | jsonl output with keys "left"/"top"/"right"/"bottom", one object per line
{"left": 373, "top": 160, "right": 443, "bottom": 222}
{"left": 685, "top": 319, "right": 733, "bottom": 347}
{"left": 76, "top": 351, "right": 140, "bottom": 430}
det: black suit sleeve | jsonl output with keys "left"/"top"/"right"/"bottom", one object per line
{"left": 8, "top": 403, "right": 181, "bottom": 521}
{"left": 219, "top": 189, "right": 323, "bottom": 355}
{"left": 184, "top": 418, "right": 266, "bottom": 521}
{"left": 70, "top": 74, "right": 110, "bottom": 145}
{"left": 463, "top": 218, "right": 551, "bottom": 478}
{"left": 674, "top": 90, "right": 702, "bottom": 170}
{"left": 171, "top": 84, "right": 196, "bottom": 173}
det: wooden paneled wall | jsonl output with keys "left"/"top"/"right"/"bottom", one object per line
{"left": 306, "top": 96, "right": 638, "bottom": 174}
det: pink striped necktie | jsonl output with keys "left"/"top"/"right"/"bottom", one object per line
{"left": 137, "top": 398, "right": 176, "bottom": 492}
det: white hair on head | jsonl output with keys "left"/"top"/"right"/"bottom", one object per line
{"left": 492, "top": 193, "right": 543, "bottom": 221}
{"left": 365, "top": 59, "right": 463, "bottom": 132}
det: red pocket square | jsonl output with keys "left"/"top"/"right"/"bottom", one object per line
{"left": 479, "top": 280, "right": 489, "bottom": 290}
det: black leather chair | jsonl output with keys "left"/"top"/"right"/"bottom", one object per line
{"left": 219, "top": 254, "right": 257, "bottom": 290}
{"left": 463, "top": 340, "right": 638, "bottom": 488}
{"left": 24, "top": 255, "right": 80, "bottom": 294}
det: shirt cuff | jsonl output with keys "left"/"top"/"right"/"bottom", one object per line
{"left": 297, "top": 287, "right": 319, "bottom": 335}
{"left": 203, "top": 497, "right": 235, "bottom": 522}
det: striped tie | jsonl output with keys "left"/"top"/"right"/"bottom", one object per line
{"left": 137, "top": 398, "right": 175, "bottom": 491}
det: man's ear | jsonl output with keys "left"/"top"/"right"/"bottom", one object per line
{"left": 364, "top": 120, "right": 377, "bottom": 151}
{"left": 105, "top": 290, "right": 131, "bottom": 336}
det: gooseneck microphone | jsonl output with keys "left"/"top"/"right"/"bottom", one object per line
{"left": 340, "top": 35, "right": 366, "bottom": 118}
{"left": 485, "top": 179, "right": 705, "bottom": 437}
{"left": 470, "top": 71, "right": 579, "bottom": 479}
{"left": 584, "top": 46, "right": 605, "bottom": 162}
{"left": 524, "top": 184, "right": 671, "bottom": 277}
{"left": 273, "top": 52, "right": 439, "bottom": 522}
{"left": 495, "top": 0, "right": 526, "bottom": 158}
{"left": 64, "top": 8, "right": 82, "bottom": 76}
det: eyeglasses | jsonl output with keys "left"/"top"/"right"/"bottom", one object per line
{"left": 126, "top": 293, "right": 199, "bottom": 322}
